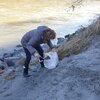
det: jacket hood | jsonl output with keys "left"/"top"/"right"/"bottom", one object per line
{"left": 37, "top": 26, "right": 48, "bottom": 32}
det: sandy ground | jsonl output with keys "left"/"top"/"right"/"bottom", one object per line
{"left": 0, "top": 1, "right": 100, "bottom": 100}
{"left": 0, "top": 35, "right": 100, "bottom": 100}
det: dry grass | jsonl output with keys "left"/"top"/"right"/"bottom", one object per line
{"left": 56, "top": 17, "right": 100, "bottom": 59}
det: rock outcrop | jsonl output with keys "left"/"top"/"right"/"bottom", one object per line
{"left": 56, "top": 17, "right": 100, "bottom": 59}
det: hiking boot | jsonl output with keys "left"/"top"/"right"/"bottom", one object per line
{"left": 40, "top": 62, "right": 45, "bottom": 68}
{"left": 23, "top": 67, "right": 30, "bottom": 77}
{"left": 23, "top": 70, "right": 31, "bottom": 77}
{"left": 23, "top": 73, "right": 31, "bottom": 77}
{"left": 39, "top": 58, "right": 45, "bottom": 68}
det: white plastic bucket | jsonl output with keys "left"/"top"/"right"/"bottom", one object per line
{"left": 44, "top": 51, "right": 59, "bottom": 69}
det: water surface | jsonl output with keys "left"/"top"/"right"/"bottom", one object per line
{"left": 0, "top": 0, "right": 100, "bottom": 49}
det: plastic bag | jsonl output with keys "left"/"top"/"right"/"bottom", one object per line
{"left": 44, "top": 51, "right": 59, "bottom": 69}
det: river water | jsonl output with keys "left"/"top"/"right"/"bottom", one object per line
{"left": 0, "top": 0, "right": 100, "bottom": 49}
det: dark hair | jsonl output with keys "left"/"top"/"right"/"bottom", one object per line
{"left": 43, "top": 28, "right": 56, "bottom": 42}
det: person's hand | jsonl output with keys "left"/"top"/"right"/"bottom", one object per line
{"left": 34, "top": 52, "right": 41, "bottom": 58}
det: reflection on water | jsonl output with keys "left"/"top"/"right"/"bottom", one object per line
{"left": 0, "top": 0, "right": 100, "bottom": 48}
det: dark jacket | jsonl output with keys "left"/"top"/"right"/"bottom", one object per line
{"left": 21, "top": 26, "right": 54, "bottom": 54}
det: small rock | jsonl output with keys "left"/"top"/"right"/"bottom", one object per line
{"left": 18, "top": 56, "right": 25, "bottom": 65}
{"left": 0, "top": 60, "right": 7, "bottom": 68}
{"left": 4, "top": 59, "right": 15, "bottom": 66}
{"left": 4, "top": 69, "right": 16, "bottom": 80}
{"left": 4, "top": 57, "right": 21, "bottom": 67}
{"left": 51, "top": 79, "right": 59, "bottom": 85}
{"left": 3, "top": 53, "right": 13, "bottom": 58}
{"left": 0, "top": 68, "right": 4, "bottom": 74}
{"left": 4, "top": 93, "right": 12, "bottom": 97}
{"left": 0, "top": 58, "right": 4, "bottom": 62}
{"left": 13, "top": 48, "right": 24, "bottom": 56}
{"left": 65, "top": 34, "right": 70, "bottom": 38}
{"left": 16, "top": 44, "right": 22, "bottom": 47}
{"left": 57, "top": 37, "right": 65, "bottom": 45}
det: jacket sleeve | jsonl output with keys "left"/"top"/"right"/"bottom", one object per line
{"left": 47, "top": 40, "right": 54, "bottom": 49}
{"left": 26, "top": 37, "right": 37, "bottom": 54}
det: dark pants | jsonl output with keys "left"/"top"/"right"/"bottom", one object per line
{"left": 23, "top": 45, "right": 44, "bottom": 74}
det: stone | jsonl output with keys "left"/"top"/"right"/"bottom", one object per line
{"left": 4, "top": 69, "right": 16, "bottom": 80}
{"left": 13, "top": 48, "right": 24, "bottom": 56}
{"left": 0, "top": 60, "right": 7, "bottom": 68}
{"left": 3, "top": 53, "right": 13, "bottom": 58}
{"left": 4, "top": 59, "right": 15, "bottom": 66}
{"left": 57, "top": 37, "right": 65, "bottom": 45}
{"left": 0, "top": 68, "right": 4, "bottom": 74}
{"left": 65, "top": 34, "right": 70, "bottom": 38}
{"left": 4, "top": 57, "right": 20, "bottom": 67}
{"left": 16, "top": 44, "right": 22, "bottom": 47}
{"left": 18, "top": 56, "right": 25, "bottom": 65}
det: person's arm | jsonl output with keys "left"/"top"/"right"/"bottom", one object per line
{"left": 47, "top": 40, "right": 54, "bottom": 49}
{"left": 26, "top": 37, "right": 37, "bottom": 55}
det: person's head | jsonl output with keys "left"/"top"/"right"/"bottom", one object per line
{"left": 43, "top": 28, "right": 56, "bottom": 43}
